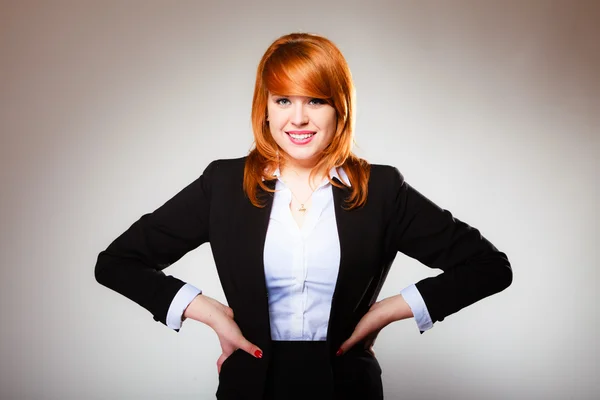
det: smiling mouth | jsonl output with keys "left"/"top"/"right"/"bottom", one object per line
{"left": 286, "top": 131, "right": 316, "bottom": 140}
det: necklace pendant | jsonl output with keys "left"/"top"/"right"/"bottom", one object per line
{"left": 298, "top": 204, "right": 307, "bottom": 212}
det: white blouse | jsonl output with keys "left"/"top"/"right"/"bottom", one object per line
{"left": 263, "top": 168, "right": 343, "bottom": 340}
{"left": 165, "top": 167, "right": 433, "bottom": 336}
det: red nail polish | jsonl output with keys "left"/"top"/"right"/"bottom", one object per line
{"left": 336, "top": 348, "right": 343, "bottom": 356}
{"left": 254, "top": 350, "right": 263, "bottom": 359}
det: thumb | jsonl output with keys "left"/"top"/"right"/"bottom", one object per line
{"left": 237, "top": 338, "right": 263, "bottom": 359}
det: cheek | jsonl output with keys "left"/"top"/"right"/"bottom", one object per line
{"left": 322, "top": 111, "right": 337, "bottom": 132}
{"left": 267, "top": 109, "right": 286, "bottom": 128}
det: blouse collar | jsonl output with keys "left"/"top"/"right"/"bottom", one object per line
{"left": 271, "top": 165, "right": 352, "bottom": 187}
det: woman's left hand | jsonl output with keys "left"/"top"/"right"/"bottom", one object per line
{"left": 336, "top": 294, "right": 414, "bottom": 356}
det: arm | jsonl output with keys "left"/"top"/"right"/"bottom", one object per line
{"left": 390, "top": 167, "right": 513, "bottom": 325}
{"left": 94, "top": 160, "right": 263, "bottom": 367}
{"left": 337, "top": 168, "right": 512, "bottom": 354}
{"left": 94, "top": 161, "right": 216, "bottom": 326}
{"left": 166, "top": 284, "right": 202, "bottom": 330}
{"left": 400, "top": 284, "right": 433, "bottom": 332}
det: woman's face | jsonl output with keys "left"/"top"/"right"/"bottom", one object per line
{"left": 267, "top": 92, "right": 337, "bottom": 169}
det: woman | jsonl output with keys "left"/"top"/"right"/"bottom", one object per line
{"left": 95, "top": 33, "right": 512, "bottom": 399}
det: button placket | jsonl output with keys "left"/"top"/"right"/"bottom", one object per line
{"left": 300, "top": 238, "right": 309, "bottom": 338}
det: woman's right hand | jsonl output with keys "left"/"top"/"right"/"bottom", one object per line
{"left": 183, "top": 294, "right": 263, "bottom": 374}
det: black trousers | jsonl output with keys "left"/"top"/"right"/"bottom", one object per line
{"left": 264, "top": 341, "right": 384, "bottom": 400}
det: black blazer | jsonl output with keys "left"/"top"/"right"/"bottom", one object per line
{"left": 95, "top": 156, "right": 512, "bottom": 399}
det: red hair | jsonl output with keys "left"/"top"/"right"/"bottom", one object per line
{"left": 244, "top": 33, "right": 370, "bottom": 209}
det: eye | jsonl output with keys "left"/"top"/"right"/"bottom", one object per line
{"left": 275, "top": 98, "right": 291, "bottom": 106}
{"left": 309, "top": 98, "right": 327, "bottom": 105}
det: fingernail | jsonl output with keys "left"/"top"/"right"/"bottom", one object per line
{"left": 254, "top": 350, "right": 263, "bottom": 359}
{"left": 336, "top": 348, "right": 343, "bottom": 356}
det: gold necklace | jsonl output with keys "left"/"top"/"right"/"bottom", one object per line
{"left": 287, "top": 185, "right": 317, "bottom": 213}
{"left": 280, "top": 169, "right": 319, "bottom": 213}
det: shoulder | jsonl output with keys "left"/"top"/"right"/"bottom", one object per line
{"left": 368, "top": 163, "right": 405, "bottom": 188}
{"left": 203, "top": 156, "right": 247, "bottom": 177}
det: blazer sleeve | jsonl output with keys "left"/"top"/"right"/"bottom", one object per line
{"left": 94, "top": 160, "right": 216, "bottom": 326}
{"left": 389, "top": 167, "right": 512, "bottom": 325}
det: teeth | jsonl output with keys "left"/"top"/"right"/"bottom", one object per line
{"left": 289, "top": 133, "right": 314, "bottom": 140}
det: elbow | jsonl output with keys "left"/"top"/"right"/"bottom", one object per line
{"left": 493, "top": 253, "right": 513, "bottom": 294}
{"left": 94, "top": 252, "right": 111, "bottom": 287}
{"left": 477, "top": 250, "right": 513, "bottom": 297}
{"left": 499, "top": 263, "right": 513, "bottom": 292}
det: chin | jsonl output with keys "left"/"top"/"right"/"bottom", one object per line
{"left": 285, "top": 152, "right": 321, "bottom": 165}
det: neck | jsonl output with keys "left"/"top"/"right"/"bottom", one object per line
{"left": 283, "top": 157, "right": 317, "bottom": 174}
{"left": 279, "top": 155, "right": 322, "bottom": 184}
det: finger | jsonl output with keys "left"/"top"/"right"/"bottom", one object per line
{"left": 237, "top": 338, "right": 263, "bottom": 359}
{"left": 223, "top": 305, "right": 234, "bottom": 319}
{"left": 366, "top": 346, "right": 375, "bottom": 357}
{"left": 363, "top": 333, "right": 377, "bottom": 356}
{"left": 363, "top": 335, "right": 374, "bottom": 350}
{"left": 216, "top": 353, "right": 228, "bottom": 375}
{"left": 363, "top": 330, "right": 380, "bottom": 349}
{"left": 337, "top": 327, "right": 367, "bottom": 356}
{"left": 337, "top": 314, "right": 382, "bottom": 356}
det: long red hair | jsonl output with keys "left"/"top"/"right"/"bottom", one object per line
{"left": 244, "top": 33, "right": 370, "bottom": 209}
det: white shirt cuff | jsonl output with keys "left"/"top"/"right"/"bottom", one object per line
{"left": 400, "top": 284, "right": 433, "bottom": 332}
{"left": 166, "top": 283, "right": 202, "bottom": 330}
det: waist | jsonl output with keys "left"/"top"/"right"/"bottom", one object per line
{"left": 270, "top": 340, "right": 329, "bottom": 360}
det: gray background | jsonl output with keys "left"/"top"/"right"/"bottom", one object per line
{"left": 0, "top": 0, "right": 598, "bottom": 399}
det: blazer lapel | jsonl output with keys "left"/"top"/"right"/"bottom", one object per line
{"left": 327, "top": 179, "right": 379, "bottom": 355}
{"left": 226, "top": 180, "right": 276, "bottom": 349}
{"left": 214, "top": 176, "right": 276, "bottom": 399}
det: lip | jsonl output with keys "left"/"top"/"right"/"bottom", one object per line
{"left": 286, "top": 130, "right": 316, "bottom": 134}
{"left": 286, "top": 131, "right": 316, "bottom": 145}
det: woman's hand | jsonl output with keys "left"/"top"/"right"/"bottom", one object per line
{"left": 336, "top": 294, "right": 414, "bottom": 356}
{"left": 184, "top": 295, "right": 263, "bottom": 374}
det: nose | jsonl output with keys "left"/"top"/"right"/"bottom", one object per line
{"left": 291, "top": 102, "right": 308, "bottom": 126}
